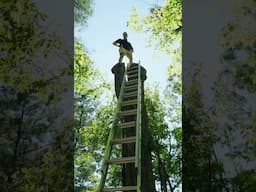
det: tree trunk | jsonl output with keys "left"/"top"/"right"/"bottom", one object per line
{"left": 112, "top": 63, "right": 155, "bottom": 192}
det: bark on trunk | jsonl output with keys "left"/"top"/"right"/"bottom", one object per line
{"left": 112, "top": 63, "right": 155, "bottom": 192}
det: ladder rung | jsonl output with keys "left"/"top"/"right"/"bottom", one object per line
{"left": 107, "top": 156, "right": 135, "bottom": 164}
{"left": 121, "top": 99, "right": 137, "bottom": 107}
{"left": 128, "top": 74, "right": 138, "bottom": 78}
{"left": 112, "top": 136, "right": 136, "bottom": 144}
{"left": 125, "top": 85, "right": 137, "bottom": 91}
{"left": 123, "top": 91, "right": 137, "bottom": 98}
{"left": 119, "top": 121, "right": 136, "bottom": 129}
{"left": 127, "top": 71, "right": 138, "bottom": 76}
{"left": 126, "top": 79, "right": 138, "bottom": 85}
{"left": 120, "top": 109, "right": 137, "bottom": 116}
{"left": 103, "top": 186, "right": 137, "bottom": 192}
{"left": 128, "top": 65, "right": 138, "bottom": 70}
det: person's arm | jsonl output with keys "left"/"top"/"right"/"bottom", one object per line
{"left": 113, "top": 39, "right": 121, "bottom": 47}
{"left": 129, "top": 43, "right": 134, "bottom": 53}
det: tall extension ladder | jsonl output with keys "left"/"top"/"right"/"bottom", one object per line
{"left": 97, "top": 63, "right": 142, "bottom": 192}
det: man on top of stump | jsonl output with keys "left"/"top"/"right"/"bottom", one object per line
{"left": 113, "top": 32, "right": 134, "bottom": 67}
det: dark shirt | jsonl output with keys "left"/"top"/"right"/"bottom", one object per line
{"left": 113, "top": 39, "right": 133, "bottom": 51}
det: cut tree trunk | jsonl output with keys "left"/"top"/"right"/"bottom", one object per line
{"left": 112, "top": 63, "right": 155, "bottom": 192}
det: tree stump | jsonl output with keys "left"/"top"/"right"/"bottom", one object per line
{"left": 111, "top": 63, "right": 155, "bottom": 192}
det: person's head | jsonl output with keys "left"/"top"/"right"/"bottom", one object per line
{"left": 123, "top": 32, "right": 128, "bottom": 39}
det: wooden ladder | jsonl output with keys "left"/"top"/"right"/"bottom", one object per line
{"left": 97, "top": 63, "right": 142, "bottom": 192}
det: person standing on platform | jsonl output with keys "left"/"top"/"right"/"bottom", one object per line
{"left": 113, "top": 32, "right": 134, "bottom": 67}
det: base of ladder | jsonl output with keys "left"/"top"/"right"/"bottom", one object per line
{"left": 112, "top": 136, "right": 136, "bottom": 144}
{"left": 103, "top": 185, "right": 137, "bottom": 192}
{"left": 107, "top": 156, "right": 135, "bottom": 164}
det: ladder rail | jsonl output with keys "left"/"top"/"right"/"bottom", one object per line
{"left": 135, "top": 62, "right": 142, "bottom": 192}
{"left": 97, "top": 66, "right": 127, "bottom": 192}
